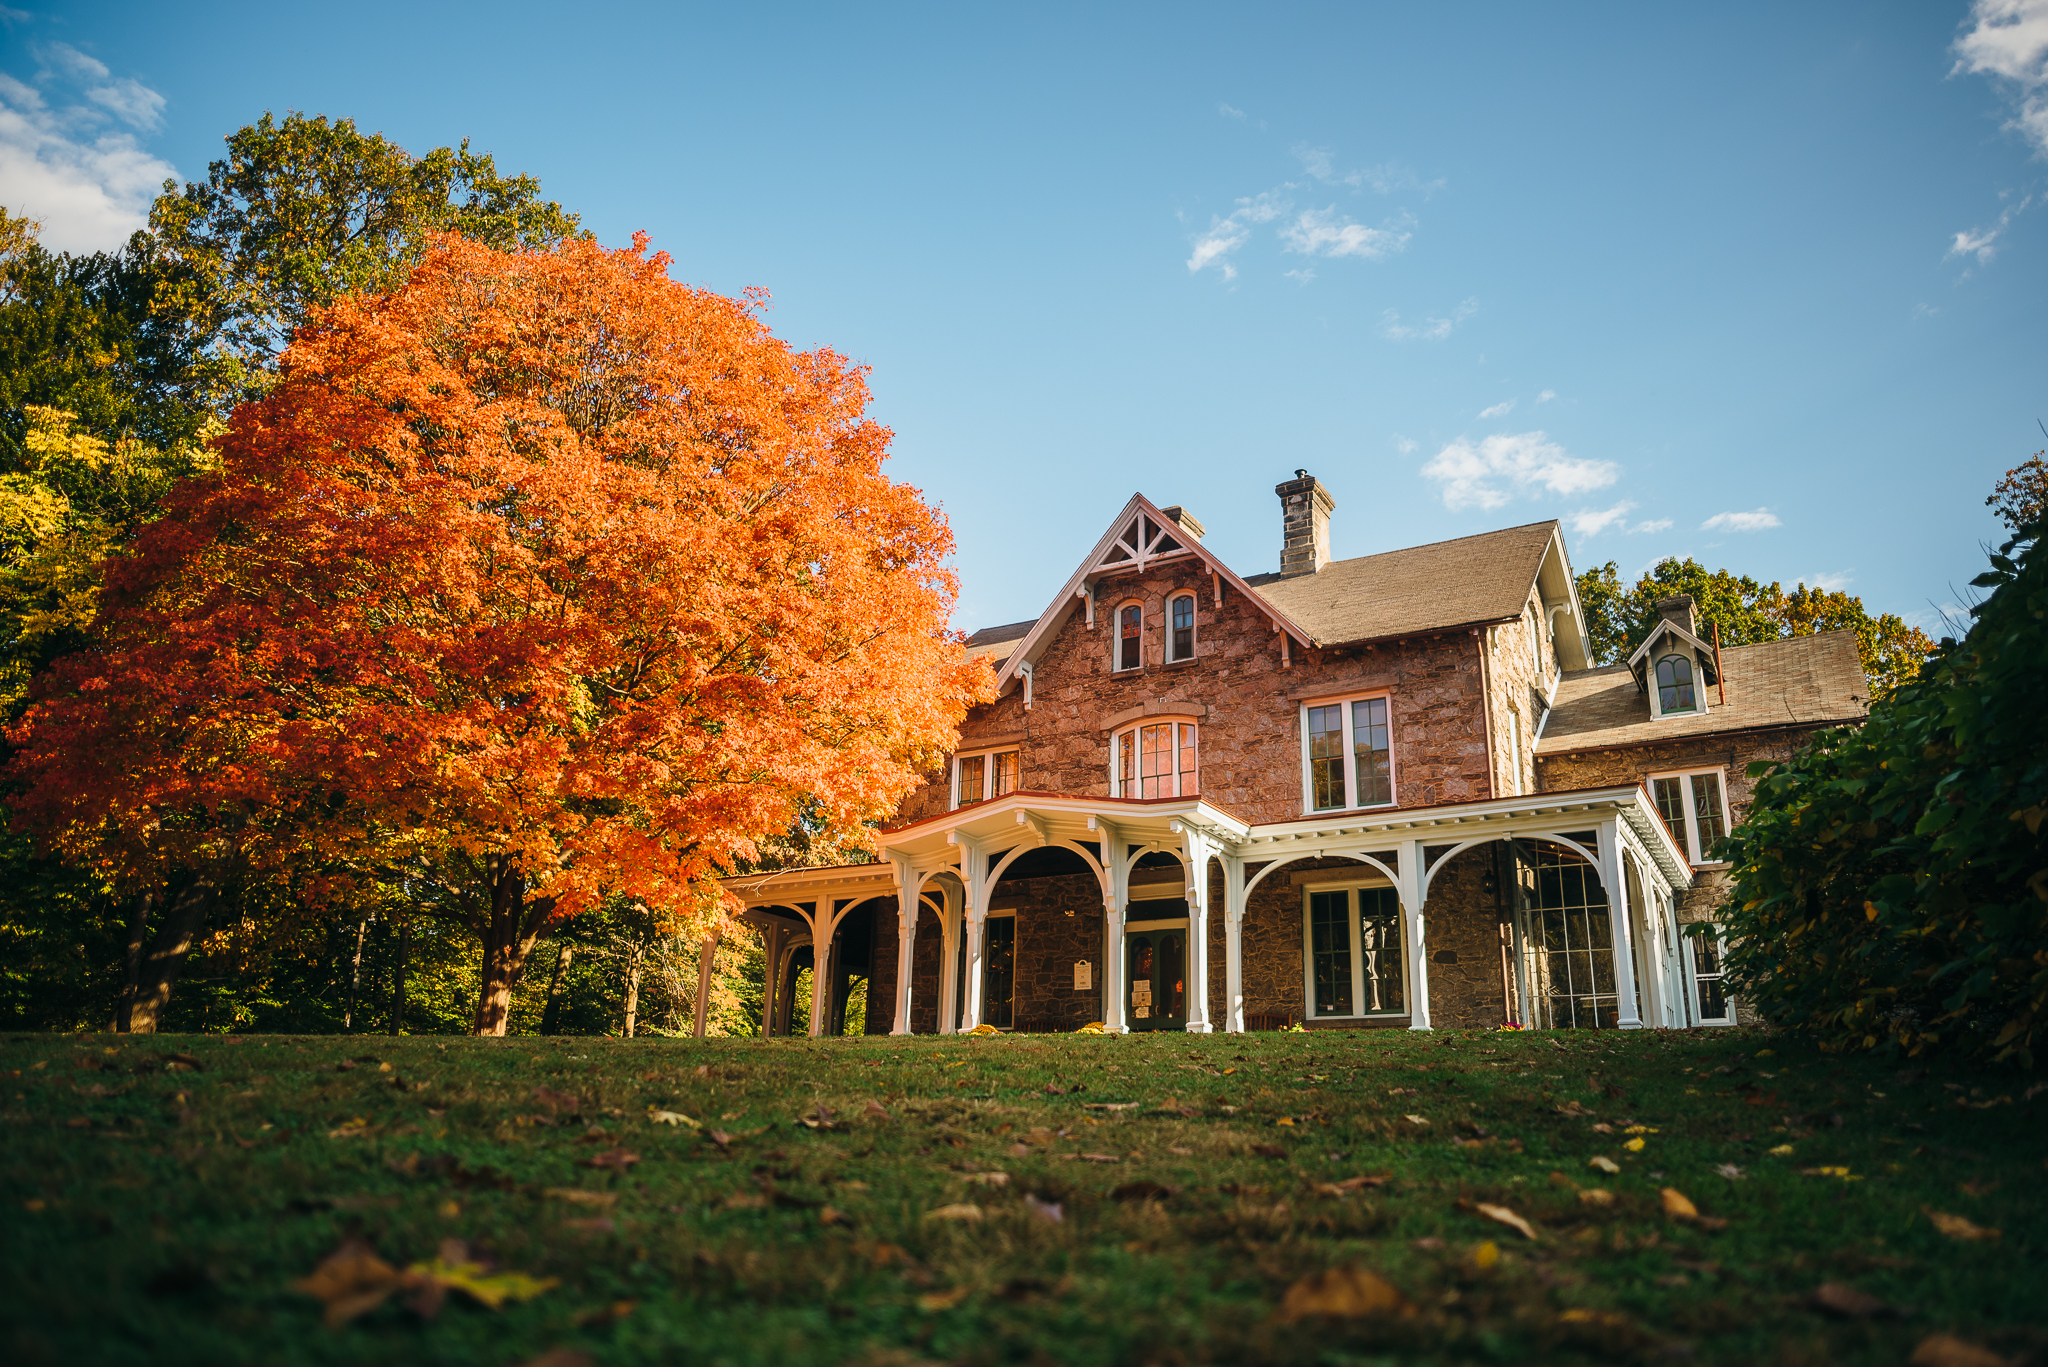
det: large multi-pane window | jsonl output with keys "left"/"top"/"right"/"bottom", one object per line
{"left": 1117, "top": 604, "right": 1143, "bottom": 672}
{"left": 1515, "top": 843, "right": 1619, "bottom": 1029}
{"left": 1655, "top": 655, "right": 1697, "bottom": 713}
{"left": 1169, "top": 593, "right": 1196, "bottom": 662}
{"left": 1303, "top": 695, "right": 1394, "bottom": 811}
{"left": 1303, "top": 884, "right": 1405, "bottom": 1018}
{"left": 982, "top": 915, "right": 1016, "bottom": 1028}
{"left": 1649, "top": 768, "right": 1730, "bottom": 864}
{"left": 953, "top": 749, "right": 1020, "bottom": 808}
{"left": 1686, "top": 925, "right": 1732, "bottom": 1025}
{"left": 1114, "top": 722, "right": 1198, "bottom": 798}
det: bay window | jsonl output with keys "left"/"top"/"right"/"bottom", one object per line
{"left": 1303, "top": 694, "right": 1394, "bottom": 812}
{"left": 1113, "top": 721, "right": 1198, "bottom": 798}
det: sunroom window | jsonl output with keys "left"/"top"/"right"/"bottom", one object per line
{"left": 1304, "top": 695, "right": 1393, "bottom": 812}
{"left": 1114, "top": 721, "right": 1197, "bottom": 798}
{"left": 1655, "top": 654, "right": 1696, "bottom": 713}
{"left": 1650, "top": 768, "right": 1729, "bottom": 864}
{"left": 1303, "top": 885, "right": 1404, "bottom": 1019}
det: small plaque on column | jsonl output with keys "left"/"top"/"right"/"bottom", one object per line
{"left": 1074, "top": 960, "right": 1092, "bottom": 990}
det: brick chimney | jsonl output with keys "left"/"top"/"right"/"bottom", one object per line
{"left": 1275, "top": 470, "right": 1335, "bottom": 577}
{"left": 1655, "top": 595, "right": 1698, "bottom": 636}
{"left": 1158, "top": 506, "right": 1206, "bottom": 540}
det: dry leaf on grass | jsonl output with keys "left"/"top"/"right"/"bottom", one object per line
{"left": 1578, "top": 1188, "right": 1615, "bottom": 1207}
{"left": 1024, "top": 1194, "right": 1063, "bottom": 1223}
{"left": 532, "top": 1087, "right": 581, "bottom": 1114}
{"left": 863, "top": 1100, "right": 892, "bottom": 1119}
{"left": 917, "top": 1286, "right": 972, "bottom": 1311}
{"left": 543, "top": 1189, "right": 618, "bottom": 1208}
{"left": 1079, "top": 1153, "right": 1121, "bottom": 1163}
{"left": 291, "top": 1238, "right": 407, "bottom": 1328}
{"left": 1911, "top": 1334, "right": 2014, "bottom": 1367}
{"left": 1277, "top": 1266, "right": 1410, "bottom": 1323}
{"left": 923, "top": 1203, "right": 984, "bottom": 1222}
{"left": 1807, "top": 1282, "right": 1898, "bottom": 1319}
{"left": 1083, "top": 1102, "right": 1139, "bottom": 1112}
{"left": 1922, "top": 1207, "right": 2001, "bottom": 1241}
{"left": 587, "top": 1149, "right": 640, "bottom": 1172}
{"left": 1250, "top": 1144, "right": 1287, "bottom": 1159}
{"left": 819, "top": 1206, "right": 853, "bottom": 1227}
{"left": 1403, "top": 1114, "right": 1430, "bottom": 1126}
{"left": 1474, "top": 1203, "right": 1539, "bottom": 1240}
{"left": 960, "top": 1172, "right": 1009, "bottom": 1187}
{"left": 1660, "top": 1188, "right": 1698, "bottom": 1220}
{"left": 647, "top": 1109, "right": 699, "bottom": 1129}
{"left": 1588, "top": 1156, "right": 1620, "bottom": 1174}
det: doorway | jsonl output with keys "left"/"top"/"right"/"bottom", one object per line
{"left": 1126, "top": 928, "right": 1187, "bottom": 1031}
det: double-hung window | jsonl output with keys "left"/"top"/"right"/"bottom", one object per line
{"left": 1116, "top": 604, "right": 1143, "bottom": 672}
{"left": 1113, "top": 721, "right": 1198, "bottom": 798}
{"left": 1650, "top": 768, "right": 1729, "bottom": 864}
{"left": 1303, "top": 695, "right": 1394, "bottom": 812}
{"left": 1303, "top": 884, "right": 1405, "bottom": 1019}
{"left": 1685, "top": 925, "right": 1733, "bottom": 1025}
{"left": 954, "top": 748, "right": 1020, "bottom": 808}
{"left": 1168, "top": 593, "right": 1196, "bottom": 662}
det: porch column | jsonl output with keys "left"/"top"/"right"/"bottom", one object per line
{"left": 1599, "top": 822, "right": 1644, "bottom": 1028}
{"left": 758, "top": 923, "right": 785, "bottom": 1037}
{"left": 886, "top": 856, "right": 919, "bottom": 1036}
{"left": 961, "top": 908, "right": 988, "bottom": 1030}
{"left": 937, "top": 891, "right": 961, "bottom": 1034}
{"left": 808, "top": 902, "right": 837, "bottom": 1038}
{"left": 1400, "top": 838, "right": 1432, "bottom": 1030}
{"left": 691, "top": 929, "right": 720, "bottom": 1039}
{"left": 1092, "top": 816, "right": 1129, "bottom": 1034}
{"left": 1221, "top": 853, "right": 1246, "bottom": 1033}
{"left": 1176, "top": 821, "right": 1217, "bottom": 1033}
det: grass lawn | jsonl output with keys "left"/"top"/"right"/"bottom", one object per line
{"left": 1, "top": 1026, "right": 2039, "bottom": 1367}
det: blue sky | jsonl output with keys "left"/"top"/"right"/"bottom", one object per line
{"left": 4, "top": 1, "right": 2044, "bottom": 637}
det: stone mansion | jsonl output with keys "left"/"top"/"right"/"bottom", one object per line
{"left": 719, "top": 472, "right": 1867, "bottom": 1036}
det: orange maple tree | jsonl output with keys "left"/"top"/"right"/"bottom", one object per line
{"left": 7, "top": 233, "right": 992, "bottom": 1033}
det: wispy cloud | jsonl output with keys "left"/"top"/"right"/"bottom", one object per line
{"left": 1187, "top": 180, "right": 1414, "bottom": 279}
{"left": 1953, "top": 0, "right": 2048, "bottom": 156}
{"left": 0, "top": 43, "right": 175, "bottom": 252}
{"left": 1537, "top": 388, "right": 1557, "bottom": 403}
{"left": 1702, "top": 508, "right": 1782, "bottom": 532}
{"left": 1378, "top": 297, "right": 1478, "bottom": 342}
{"left": 1292, "top": 145, "right": 1444, "bottom": 196}
{"left": 1392, "top": 435, "right": 1418, "bottom": 455}
{"left": 1568, "top": 501, "right": 1672, "bottom": 537}
{"left": 1186, "top": 189, "right": 1291, "bottom": 278}
{"left": 1279, "top": 205, "right": 1412, "bottom": 259}
{"left": 1805, "top": 570, "right": 1855, "bottom": 592}
{"left": 1283, "top": 268, "right": 1315, "bottom": 285}
{"left": 1477, "top": 398, "right": 1517, "bottom": 420}
{"left": 1218, "top": 102, "right": 1246, "bottom": 120}
{"left": 1912, "top": 302, "right": 1940, "bottom": 319}
{"left": 1947, "top": 191, "right": 2035, "bottom": 265}
{"left": 1422, "top": 431, "right": 1618, "bottom": 511}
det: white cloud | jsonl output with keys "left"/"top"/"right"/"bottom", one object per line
{"left": 1947, "top": 192, "right": 2035, "bottom": 264}
{"left": 1283, "top": 267, "right": 1315, "bottom": 285}
{"left": 1280, "top": 205, "right": 1412, "bottom": 259}
{"left": 1805, "top": 570, "right": 1855, "bottom": 592}
{"left": 1422, "top": 431, "right": 1618, "bottom": 511}
{"left": 1954, "top": 0, "right": 2048, "bottom": 156}
{"left": 1568, "top": 501, "right": 1673, "bottom": 537}
{"left": 1635, "top": 517, "right": 1673, "bottom": 533}
{"left": 1392, "top": 435, "right": 1418, "bottom": 455}
{"left": 1477, "top": 398, "right": 1517, "bottom": 419}
{"left": 0, "top": 45, "right": 175, "bottom": 252}
{"left": 1218, "top": 102, "right": 1246, "bottom": 120}
{"left": 1701, "top": 508, "right": 1783, "bottom": 532}
{"left": 1537, "top": 388, "right": 1557, "bottom": 403}
{"left": 1292, "top": 146, "right": 1444, "bottom": 196}
{"left": 1185, "top": 189, "right": 1291, "bottom": 276}
{"left": 1378, "top": 297, "right": 1478, "bottom": 342}
{"left": 1912, "top": 302, "right": 1940, "bottom": 319}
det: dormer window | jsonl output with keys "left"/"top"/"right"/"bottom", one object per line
{"left": 1117, "top": 604, "right": 1142, "bottom": 672}
{"left": 1168, "top": 593, "right": 1196, "bottom": 662}
{"left": 1655, "top": 655, "right": 1697, "bottom": 713}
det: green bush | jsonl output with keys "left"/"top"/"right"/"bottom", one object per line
{"left": 1718, "top": 521, "right": 2047, "bottom": 1065}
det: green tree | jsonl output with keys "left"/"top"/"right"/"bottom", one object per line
{"left": 1716, "top": 519, "right": 2048, "bottom": 1065}
{"left": 1987, "top": 450, "right": 2046, "bottom": 534}
{"left": 147, "top": 111, "right": 585, "bottom": 406}
{"left": 1575, "top": 556, "right": 1932, "bottom": 698}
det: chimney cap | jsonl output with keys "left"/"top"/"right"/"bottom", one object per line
{"left": 1295, "top": 468, "right": 1307, "bottom": 479}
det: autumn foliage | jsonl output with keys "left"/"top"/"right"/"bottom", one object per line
{"left": 7, "top": 233, "right": 992, "bottom": 1031}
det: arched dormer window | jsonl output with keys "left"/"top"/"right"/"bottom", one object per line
{"left": 1656, "top": 654, "right": 1696, "bottom": 714}
{"left": 1168, "top": 592, "right": 1196, "bottom": 662}
{"left": 1116, "top": 603, "right": 1143, "bottom": 672}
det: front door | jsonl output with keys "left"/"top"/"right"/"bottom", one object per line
{"left": 1126, "top": 930, "right": 1186, "bottom": 1031}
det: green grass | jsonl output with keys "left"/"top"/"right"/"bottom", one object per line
{"left": 1, "top": 1027, "right": 2039, "bottom": 1366}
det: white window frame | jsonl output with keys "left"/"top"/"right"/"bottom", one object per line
{"left": 952, "top": 747, "right": 1020, "bottom": 809}
{"left": 1649, "top": 651, "right": 1705, "bottom": 719}
{"left": 1112, "top": 600, "right": 1145, "bottom": 673}
{"left": 1648, "top": 766, "right": 1732, "bottom": 865}
{"left": 1298, "top": 692, "right": 1397, "bottom": 814}
{"left": 1684, "top": 923, "right": 1734, "bottom": 1026}
{"left": 1110, "top": 719, "right": 1199, "bottom": 799}
{"left": 1299, "top": 879, "right": 1408, "bottom": 1021}
{"left": 1167, "top": 591, "right": 1198, "bottom": 663}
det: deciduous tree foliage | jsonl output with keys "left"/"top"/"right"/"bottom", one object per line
{"left": 1716, "top": 521, "right": 2047, "bottom": 1065}
{"left": 7, "top": 233, "right": 992, "bottom": 1034}
{"left": 1986, "top": 449, "right": 2045, "bottom": 534}
{"left": 1576, "top": 556, "right": 1933, "bottom": 697}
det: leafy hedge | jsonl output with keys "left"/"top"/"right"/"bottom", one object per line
{"left": 1717, "top": 522, "right": 2047, "bottom": 1065}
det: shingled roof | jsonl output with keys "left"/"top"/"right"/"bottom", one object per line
{"left": 963, "top": 618, "right": 1034, "bottom": 667}
{"left": 1536, "top": 630, "right": 1868, "bottom": 755}
{"left": 1244, "top": 520, "right": 1560, "bottom": 646}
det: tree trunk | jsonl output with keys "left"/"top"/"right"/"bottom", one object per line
{"left": 388, "top": 914, "right": 409, "bottom": 1036}
{"left": 112, "top": 890, "right": 151, "bottom": 1032}
{"left": 539, "top": 941, "right": 574, "bottom": 1035}
{"left": 126, "top": 876, "right": 218, "bottom": 1035}
{"left": 344, "top": 917, "right": 369, "bottom": 1031}
{"left": 472, "top": 856, "right": 550, "bottom": 1036}
{"left": 623, "top": 949, "right": 643, "bottom": 1038}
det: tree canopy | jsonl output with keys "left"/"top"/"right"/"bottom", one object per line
{"left": 6, "top": 232, "right": 993, "bottom": 1033}
{"left": 1575, "top": 556, "right": 1933, "bottom": 697}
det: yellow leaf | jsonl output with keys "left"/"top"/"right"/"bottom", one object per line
{"left": 923, "top": 1203, "right": 984, "bottom": 1223}
{"left": 1578, "top": 1188, "right": 1615, "bottom": 1207}
{"left": 1588, "top": 1156, "right": 1620, "bottom": 1174}
{"left": 1622, "top": 1125, "right": 1658, "bottom": 1135}
{"left": 1659, "top": 1188, "right": 1698, "bottom": 1220}
{"left": 1475, "top": 1203, "right": 1539, "bottom": 1241}
{"left": 1802, "top": 1166, "right": 1857, "bottom": 1179}
{"left": 1277, "top": 1266, "right": 1410, "bottom": 1323}
{"left": 1768, "top": 1144, "right": 1795, "bottom": 1156}
{"left": 1623, "top": 1137, "right": 1646, "bottom": 1152}
{"left": 1472, "top": 1241, "right": 1500, "bottom": 1270}
{"left": 406, "top": 1258, "right": 558, "bottom": 1310}
{"left": 918, "top": 1286, "right": 972, "bottom": 1312}
{"left": 1276, "top": 1116, "right": 1296, "bottom": 1127}
{"left": 1911, "top": 1333, "right": 2014, "bottom": 1367}
{"left": 1404, "top": 1114, "right": 1429, "bottom": 1126}
{"left": 1922, "top": 1207, "right": 2001, "bottom": 1242}
{"left": 647, "top": 1108, "right": 700, "bottom": 1129}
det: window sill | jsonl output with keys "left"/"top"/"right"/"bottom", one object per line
{"left": 1303, "top": 803, "right": 1399, "bottom": 818}
{"left": 1162, "top": 657, "right": 1201, "bottom": 670}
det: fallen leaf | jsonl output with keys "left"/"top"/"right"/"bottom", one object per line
{"left": 1767, "top": 1143, "right": 1795, "bottom": 1156}
{"left": 1403, "top": 1114, "right": 1430, "bottom": 1126}
{"left": 1911, "top": 1335, "right": 2013, "bottom": 1367}
{"left": 291, "top": 1238, "right": 407, "bottom": 1328}
{"left": 1276, "top": 1116, "right": 1296, "bottom": 1127}
{"left": 587, "top": 1149, "right": 640, "bottom": 1172}
{"left": 1472, "top": 1240, "right": 1500, "bottom": 1271}
{"left": 1083, "top": 1102, "right": 1139, "bottom": 1111}
{"left": 1922, "top": 1207, "right": 2001, "bottom": 1242}
{"left": 1714, "top": 1163, "right": 1746, "bottom": 1180}
{"left": 1808, "top": 1282, "right": 1897, "bottom": 1318}
{"left": 1079, "top": 1152, "right": 1121, "bottom": 1163}
{"left": 1250, "top": 1144, "right": 1287, "bottom": 1159}
{"left": 961, "top": 1172, "right": 1009, "bottom": 1187}
{"left": 1623, "top": 1137, "right": 1646, "bottom": 1152}
{"left": 1578, "top": 1188, "right": 1615, "bottom": 1207}
{"left": 1801, "top": 1166, "right": 1858, "bottom": 1180}
{"left": 1660, "top": 1188, "right": 1699, "bottom": 1221}
{"left": 1277, "top": 1266, "right": 1410, "bottom": 1323}
{"left": 1475, "top": 1203, "right": 1539, "bottom": 1241}
{"left": 863, "top": 1100, "right": 891, "bottom": 1119}
{"left": 796, "top": 1104, "right": 840, "bottom": 1131}
{"left": 532, "top": 1087, "right": 581, "bottom": 1114}
{"left": 407, "top": 1251, "right": 558, "bottom": 1311}
{"left": 819, "top": 1206, "right": 852, "bottom": 1226}
{"left": 1023, "top": 1193, "right": 1063, "bottom": 1223}
{"left": 923, "top": 1203, "right": 984, "bottom": 1222}
{"left": 918, "top": 1286, "right": 972, "bottom": 1311}
{"left": 543, "top": 1189, "right": 618, "bottom": 1208}
{"left": 707, "top": 1130, "right": 734, "bottom": 1148}
{"left": 1588, "top": 1156, "right": 1620, "bottom": 1174}
{"left": 647, "top": 1109, "right": 699, "bottom": 1129}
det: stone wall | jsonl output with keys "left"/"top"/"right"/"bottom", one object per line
{"left": 895, "top": 557, "right": 1500, "bottom": 828}
{"left": 1487, "top": 601, "right": 1552, "bottom": 799}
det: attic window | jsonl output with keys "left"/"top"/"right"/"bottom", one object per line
{"left": 1655, "top": 655, "right": 1696, "bottom": 714}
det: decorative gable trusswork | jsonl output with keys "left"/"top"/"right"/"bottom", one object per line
{"left": 1624, "top": 596, "right": 1722, "bottom": 718}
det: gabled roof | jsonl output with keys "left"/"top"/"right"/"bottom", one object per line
{"left": 963, "top": 619, "right": 1034, "bottom": 669}
{"left": 1626, "top": 617, "right": 1720, "bottom": 679}
{"left": 1245, "top": 520, "right": 1569, "bottom": 651}
{"left": 1535, "top": 630, "right": 1868, "bottom": 755}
